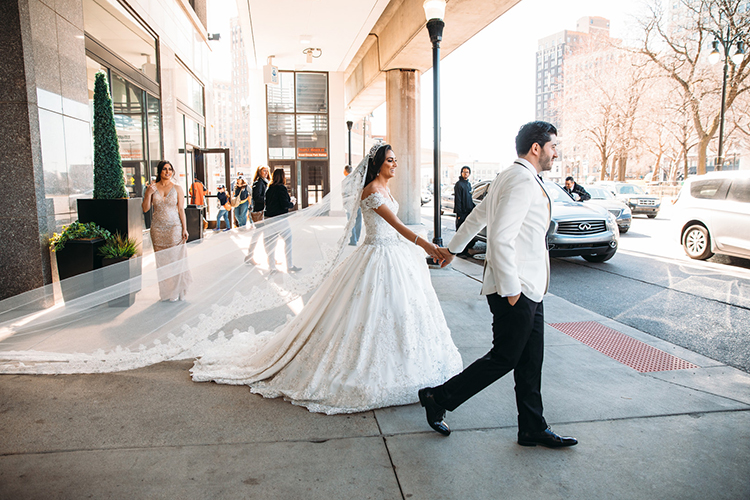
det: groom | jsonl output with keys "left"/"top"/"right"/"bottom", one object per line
{"left": 419, "top": 121, "right": 577, "bottom": 448}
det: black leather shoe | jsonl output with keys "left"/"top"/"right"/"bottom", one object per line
{"left": 518, "top": 427, "right": 577, "bottom": 448}
{"left": 418, "top": 388, "right": 451, "bottom": 436}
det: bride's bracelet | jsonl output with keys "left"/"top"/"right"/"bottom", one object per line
{"left": 413, "top": 234, "right": 420, "bottom": 245}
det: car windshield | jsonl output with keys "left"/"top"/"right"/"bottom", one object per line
{"left": 543, "top": 181, "right": 575, "bottom": 203}
{"left": 586, "top": 186, "right": 614, "bottom": 200}
{"left": 616, "top": 184, "right": 646, "bottom": 195}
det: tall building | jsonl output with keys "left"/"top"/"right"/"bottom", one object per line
{"left": 535, "top": 16, "right": 610, "bottom": 128}
{"left": 230, "top": 18, "right": 251, "bottom": 176}
{"left": 207, "top": 80, "right": 233, "bottom": 182}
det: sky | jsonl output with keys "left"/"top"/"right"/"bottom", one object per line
{"left": 207, "top": 0, "right": 650, "bottom": 163}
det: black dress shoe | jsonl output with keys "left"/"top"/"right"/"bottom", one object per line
{"left": 418, "top": 388, "right": 451, "bottom": 436}
{"left": 518, "top": 427, "right": 577, "bottom": 448}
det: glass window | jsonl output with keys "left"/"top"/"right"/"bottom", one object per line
{"left": 83, "top": 0, "right": 157, "bottom": 82}
{"left": 268, "top": 114, "right": 295, "bottom": 159}
{"left": 296, "top": 115, "right": 328, "bottom": 158}
{"left": 267, "top": 71, "right": 295, "bottom": 113}
{"left": 295, "top": 73, "right": 327, "bottom": 113}
{"left": 691, "top": 179, "right": 730, "bottom": 199}
{"left": 726, "top": 178, "right": 750, "bottom": 203}
{"left": 175, "top": 62, "right": 204, "bottom": 116}
{"left": 147, "top": 93, "right": 161, "bottom": 180}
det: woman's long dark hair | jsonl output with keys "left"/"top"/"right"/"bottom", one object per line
{"left": 364, "top": 144, "right": 392, "bottom": 187}
{"left": 270, "top": 168, "right": 285, "bottom": 185}
{"left": 155, "top": 160, "right": 173, "bottom": 182}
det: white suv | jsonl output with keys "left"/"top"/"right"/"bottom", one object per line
{"left": 673, "top": 171, "right": 750, "bottom": 260}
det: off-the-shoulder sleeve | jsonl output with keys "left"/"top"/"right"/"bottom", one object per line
{"left": 362, "top": 192, "right": 387, "bottom": 210}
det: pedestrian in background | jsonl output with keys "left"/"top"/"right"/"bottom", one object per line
{"left": 251, "top": 165, "right": 270, "bottom": 223}
{"left": 563, "top": 176, "right": 591, "bottom": 201}
{"left": 344, "top": 165, "right": 362, "bottom": 246}
{"left": 454, "top": 166, "right": 475, "bottom": 256}
{"left": 214, "top": 185, "right": 231, "bottom": 231}
{"left": 233, "top": 177, "right": 252, "bottom": 229}
{"left": 264, "top": 168, "right": 300, "bottom": 273}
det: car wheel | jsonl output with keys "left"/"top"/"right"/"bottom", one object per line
{"left": 682, "top": 225, "right": 714, "bottom": 260}
{"left": 647, "top": 214, "right": 657, "bottom": 219}
{"left": 582, "top": 252, "right": 615, "bottom": 263}
{"left": 619, "top": 227, "right": 629, "bottom": 234}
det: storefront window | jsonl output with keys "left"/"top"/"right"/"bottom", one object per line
{"left": 175, "top": 62, "right": 204, "bottom": 117}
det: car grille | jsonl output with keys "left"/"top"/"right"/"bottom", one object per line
{"left": 637, "top": 199, "right": 657, "bottom": 206}
{"left": 608, "top": 209, "right": 623, "bottom": 217}
{"left": 557, "top": 220, "right": 607, "bottom": 235}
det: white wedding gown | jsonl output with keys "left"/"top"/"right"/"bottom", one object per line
{"left": 190, "top": 191, "right": 463, "bottom": 414}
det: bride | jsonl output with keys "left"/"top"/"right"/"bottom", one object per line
{"left": 190, "top": 144, "right": 464, "bottom": 414}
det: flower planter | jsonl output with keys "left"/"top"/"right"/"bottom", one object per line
{"left": 55, "top": 238, "right": 106, "bottom": 303}
{"left": 77, "top": 198, "right": 144, "bottom": 257}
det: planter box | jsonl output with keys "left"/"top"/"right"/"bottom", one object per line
{"left": 101, "top": 256, "right": 142, "bottom": 307}
{"left": 55, "top": 238, "right": 106, "bottom": 302}
{"left": 77, "top": 198, "right": 144, "bottom": 257}
{"left": 185, "top": 205, "right": 205, "bottom": 242}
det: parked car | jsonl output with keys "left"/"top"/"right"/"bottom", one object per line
{"left": 597, "top": 181, "right": 661, "bottom": 218}
{"left": 421, "top": 190, "right": 432, "bottom": 205}
{"left": 673, "top": 170, "right": 750, "bottom": 260}
{"left": 470, "top": 180, "right": 619, "bottom": 262}
{"left": 582, "top": 185, "right": 632, "bottom": 233}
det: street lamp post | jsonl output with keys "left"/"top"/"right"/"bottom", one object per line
{"left": 424, "top": 0, "right": 446, "bottom": 251}
{"left": 709, "top": 27, "right": 745, "bottom": 171}
{"left": 346, "top": 120, "right": 353, "bottom": 167}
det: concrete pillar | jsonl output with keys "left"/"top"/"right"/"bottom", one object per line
{"left": 0, "top": 0, "right": 52, "bottom": 300}
{"left": 385, "top": 69, "right": 421, "bottom": 224}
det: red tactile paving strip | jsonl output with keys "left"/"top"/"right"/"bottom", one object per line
{"left": 549, "top": 321, "right": 699, "bottom": 373}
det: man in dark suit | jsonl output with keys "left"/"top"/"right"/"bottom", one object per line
{"left": 453, "top": 166, "right": 474, "bottom": 256}
{"left": 419, "top": 121, "right": 578, "bottom": 448}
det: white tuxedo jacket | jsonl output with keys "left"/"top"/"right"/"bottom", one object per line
{"left": 448, "top": 159, "right": 551, "bottom": 303}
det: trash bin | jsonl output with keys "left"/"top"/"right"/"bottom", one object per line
{"left": 185, "top": 205, "right": 204, "bottom": 242}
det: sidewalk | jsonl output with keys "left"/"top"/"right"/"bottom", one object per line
{"left": 1, "top": 258, "right": 749, "bottom": 499}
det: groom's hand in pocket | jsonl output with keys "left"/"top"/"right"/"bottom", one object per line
{"left": 507, "top": 293, "right": 521, "bottom": 306}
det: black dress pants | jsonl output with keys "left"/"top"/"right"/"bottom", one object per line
{"left": 433, "top": 292, "right": 547, "bottom": 433}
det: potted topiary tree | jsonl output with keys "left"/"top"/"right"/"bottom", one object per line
{"left": 49, "top": 221, "right": 111, "bottom": 302}
{"left": 98, "top": 232, "right": 141, "bottom": 307}
{"left": 77, "top": 72, "right": 143, "bottom": 259}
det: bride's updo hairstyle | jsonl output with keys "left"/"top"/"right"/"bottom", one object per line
{"left": 364, "top": 144, "right": 392, "bottom": 187}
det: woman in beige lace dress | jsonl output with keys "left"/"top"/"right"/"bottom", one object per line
{"left": 142, "top": 160, "right": 192, "bottom": 301}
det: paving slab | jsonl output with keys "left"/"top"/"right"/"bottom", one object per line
{"left": 387, "top": 411, "right": 750, "bottom": 500}
{"left": 0, "top": 436, "right": 401, "bottom": 500}
{"left": 0, "top": 361, "right": 379, "bottom": 455}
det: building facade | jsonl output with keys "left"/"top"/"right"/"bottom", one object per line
{"left": 2, "top": 0, "right": 209, "bottom": 299}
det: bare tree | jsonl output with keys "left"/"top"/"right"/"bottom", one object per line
{"left": 637, "top": 0, "right": 750, "bottom": 175}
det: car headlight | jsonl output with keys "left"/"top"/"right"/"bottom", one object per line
{"left": 623, "top": 206, "right": 632, "bottom": 216}
{"left": 606, "top": 213, "right": 618, "bottom": 235}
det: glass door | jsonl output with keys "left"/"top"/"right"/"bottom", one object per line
{"left": 300, "top": 160, "right": 328, "bottom": 208}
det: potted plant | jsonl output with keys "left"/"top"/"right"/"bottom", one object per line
{"left": 49, "top": 221, "right": 111, "bottom": 302}
{"left": 98, "top": 233, "right": 142, "bottom": 307}
{"left": 77, "top": 72, "right": 143, "bottom": 259}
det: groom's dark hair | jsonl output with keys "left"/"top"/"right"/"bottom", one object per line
{"left": 515, "top": 121, "right": 557, "bottom": 155}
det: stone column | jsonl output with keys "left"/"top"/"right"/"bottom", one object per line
{"left": 0, "top": 0, "right": 51, "bottom": 300}
{"left": 385, "top": 69, "right": 421, "bottom": 224}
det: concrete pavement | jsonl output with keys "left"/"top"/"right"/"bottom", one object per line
{"left": 1, "top": 257, "right": 749, "bottom": 499}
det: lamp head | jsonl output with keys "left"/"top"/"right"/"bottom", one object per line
{"left": 423, "top": 0, "right": 446, "bottom": 21}
{"left": 709, "top": 40, "right": 721, "bottom": 65}
{"left": 732, "top": 42, "right": 745, "bottom": 65}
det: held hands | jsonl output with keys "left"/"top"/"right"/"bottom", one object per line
{"left": 434, "top": 247, "right": 454, "bottom": 268}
